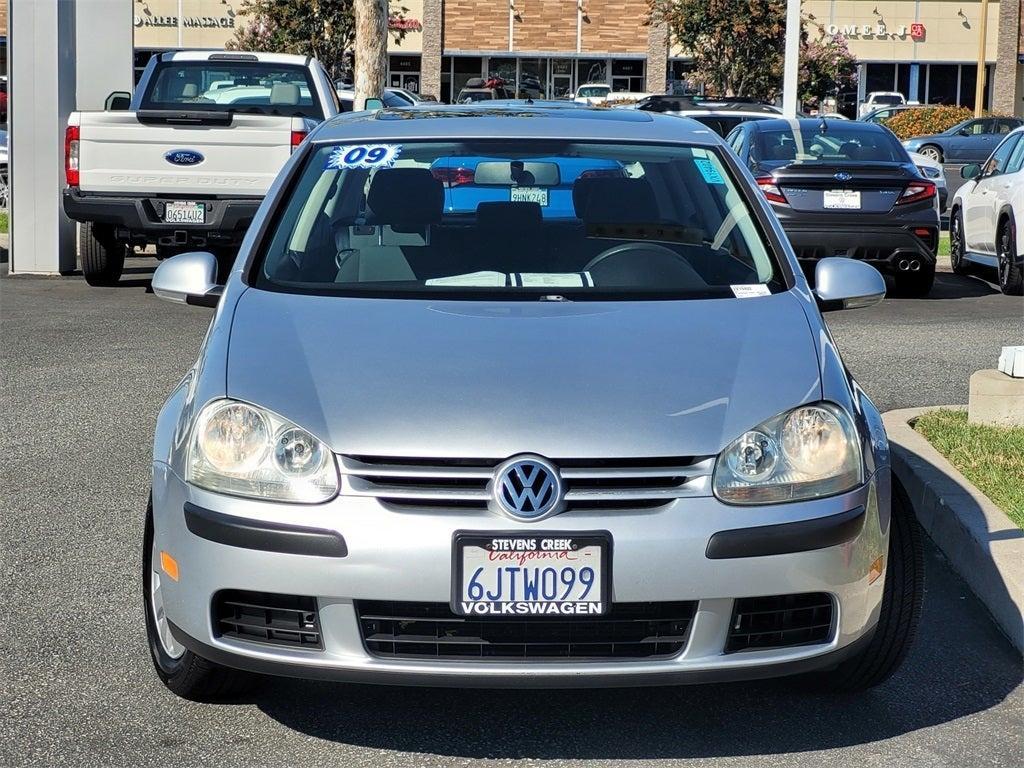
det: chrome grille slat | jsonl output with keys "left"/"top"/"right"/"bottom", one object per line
{"left": 339, "top": 454, "right": 714, "bottom": 511}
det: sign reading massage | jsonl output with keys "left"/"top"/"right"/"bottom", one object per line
{"left": 827, "top": 23, "right": 926, "bottom": 40}
{"left": 134, "top": 15, "right": 236, "bottom": 28}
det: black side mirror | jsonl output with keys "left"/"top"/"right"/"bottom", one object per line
{"left": 105, "top": 91, "right": 131, "bottom": 111}
{"left": 961, "top": 163, "right": 982, "bottom": 180}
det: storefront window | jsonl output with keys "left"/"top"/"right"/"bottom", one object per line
{"left": 441, "top": 56, "right": 452, "bottom": 103}
{"left": 451, "top": 56, "right": 484, "bottom": 102}
{"left": 518, "top": 58, "right": 548, "bottom": 99}
{"left": 864, "top": 63, "right": 896, "bottom": 94}
{"left": 577, "top": 59, "right": 607, "bottom": 87}
{"left": 611, "top": 59, "right": 645, "bottom": 92}
{"left": 389, "top": 55, "right": 422, "bottom": 94}
{"left": 551, "top": 59, "right": 573, "bottom": 99}
{"left": 926, "top": 64, "right": 958, "bottom": 106}
{"left": 488, "top": 57, "right": 517, "bottom": 91}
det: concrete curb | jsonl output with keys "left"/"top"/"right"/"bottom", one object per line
{"left": 884, "top": 406, "right": 1024, "bottom": 654}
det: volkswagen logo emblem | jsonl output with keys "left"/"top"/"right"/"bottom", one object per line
{"left": 492, "top": 455, "right": 563, "bottom": 520}
{"left": 165, "top": 149, "right": 205, "bottom": 167}
{"left": 833, "top": 171, "right": 852, "bottom": 182}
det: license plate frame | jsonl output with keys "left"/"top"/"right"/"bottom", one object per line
{"left": 510, "top": 186, "right": 549, "bottom": 206}
{"left": 823, "top": 189, "right": 861, "bottom": 210}
{"left": 451, "top": 531, "right": 612, "bottom": 618}
{"left": 164, "top": 201, "right": 206, "bottom": 224}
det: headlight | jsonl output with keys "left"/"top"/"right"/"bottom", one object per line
{"left": 187, "top": 400, "right": 339, "bottom": 503}
{"left": 713, "top": 403, "right": 863, "bottom": 504}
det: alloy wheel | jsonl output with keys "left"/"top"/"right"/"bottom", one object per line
{"left": 950, "top": 215, "right": 964, "bottom": 271}
{"left": 149, "top": 541, "right": 186, "bottom": 659}
{"left": 919, "top": 146, "right": 942, "bottom": 162}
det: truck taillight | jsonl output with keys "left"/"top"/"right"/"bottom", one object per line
{"left": 65, "top": 125, "right": 80, "bottom": 187}
{"left": 290, "top": 130, "right": 308, "bottom": 153}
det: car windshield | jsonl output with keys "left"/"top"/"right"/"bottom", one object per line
{"left": 577, "top": 86, "right": 608, "bottom": 97}
{"left": 141, "top": 61, "right": 323, "bottom": 120}
{"left": 256, "top": 140, "right": 781, "bottom": 300}
{"left": 755, "top": 124, "right": 907, "bottom": 165}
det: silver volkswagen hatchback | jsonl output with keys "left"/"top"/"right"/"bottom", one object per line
{"left": 146, "top": 104, "right": 922, "bottom": 699}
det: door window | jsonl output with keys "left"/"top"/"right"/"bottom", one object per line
{"left": 983, "top": 134, "right": 1022, "bottom": 177}
{"left": 1005, "top": 135, "right": 1024, "bottom": 174}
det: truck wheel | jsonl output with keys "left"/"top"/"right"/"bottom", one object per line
{"left": 891, "top": 263, "right": 936, "bottom": 298}
{"left": 816, "top": 479, "right": 924, "bottom": 692}
{"left": 79, "top": 222, "right": 126, "bottom": 286}
{"left": 143, "top": 498, "right": 252, "bottom": 700}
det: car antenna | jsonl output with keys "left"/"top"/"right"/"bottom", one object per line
{"left": 819, "top": 117, "right": 828, "bottom": 133}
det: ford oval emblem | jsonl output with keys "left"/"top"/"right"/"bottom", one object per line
{"left": 833, "top": 171, "right": 852, "bottom": 182}
{"left": 165, "top": 149, "right": 204, "bottom": 167}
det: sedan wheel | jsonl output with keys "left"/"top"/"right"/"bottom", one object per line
{"left": 918, "top": 145, "right": 943, "bottom": 163}
{"left": 997, "top": 219, "right": 1023, "bottom": 296}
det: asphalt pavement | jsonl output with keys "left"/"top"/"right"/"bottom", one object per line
{"left": 2, "top": 257, "right": 1022, "bottom": 768}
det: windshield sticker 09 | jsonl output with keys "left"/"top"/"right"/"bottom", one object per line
{"left": 694, "top": 157, "right": 725, "bottom": 185}
{"left": 326, "top": 144, "right": 402, "bottom": 170}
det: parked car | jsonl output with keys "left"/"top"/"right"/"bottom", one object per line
{"left": 144, "top": 103, "right": 920, "bottom": 699}
{"left": 860, "top": 104, "right": 919, "bottom": 124}
{"left": 909, "top": 151, "right": 948, "bottom": 212}
{"left": 573, "top": 83, "right": 612, "bottom": 105}
{"left": 638, "top": 96, "right": 781, "bottom": 138}
{"left": 455, "top": 77, "right": 513, "bottom": 103}
{"left": 949, "top": 126, "right": 1024, "bottom": 294}
{"left": 62, "top": 51, "right": 339, "bottom": 286}
{"left": 857, "top": 91, "right": 906, "bottom": 119}
{"left": 727, "top": 118, "right": 940, "bottom": 296}
{"left": 902, "top": 117, "right": 1024, "bottom": 163}
{"left": 336, "top": 86, "right": 423, "bottom": 111}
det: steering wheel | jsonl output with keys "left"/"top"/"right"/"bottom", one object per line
{"left": 584, "top": 242, "right": 690, "bottom": 273}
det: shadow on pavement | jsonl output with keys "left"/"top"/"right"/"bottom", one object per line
{"left": 246, "top": 539, "right": 1021, "bottom": 761}
{"left": 883, "top": 271, "right": 999, "bottom": 302}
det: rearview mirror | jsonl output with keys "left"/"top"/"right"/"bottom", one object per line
{"left": 151, "top": 251, "right": 223, "bottom": 308}
{"left": 105, "top": 91, "right": 131, "bottom": 111}
{"left": 961, "top": 163, "right": 982, "bottom": 180}
{"left": 814, "top": 257, "right": 886, "bottom": 311}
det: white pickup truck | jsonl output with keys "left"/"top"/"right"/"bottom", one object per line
{"left": 63, "top": 51, "right": 340, "bottom": 285}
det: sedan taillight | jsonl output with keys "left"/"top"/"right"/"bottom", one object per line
{"left": 896, "top": 180, "right": 936, "bottom": 205}
{"left": 755, "top": 176, "right": 787, "bottom": 205}
{"left": 65, "top": 125, "right": 80, "bottom": 187}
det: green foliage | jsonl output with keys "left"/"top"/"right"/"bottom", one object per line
{"left": 799, "top": 32, "right": 856, "bottom": 108}
{"left": 650, "top": 0, "right": 786, "bottom": 101}
{"left": 884, "top": 105, "right": 975, "bottom": 140}
{"left": 914, "top": 409, "right": 1024, "bottom": 526}
{"left": 227, "top": 0, "right": 408, "bottom": 79}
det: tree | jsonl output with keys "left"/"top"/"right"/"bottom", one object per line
{"left": 649, "top": 0, "right": 787, "bottom": 101}
{"left": 354, "top": 0, "right": 389, "bottom": 109}
{"left": 228, "top": 0, "right": 407, "bottom": 80}
{"left": 799, "top": 31, "right": 857, "bottom": 110}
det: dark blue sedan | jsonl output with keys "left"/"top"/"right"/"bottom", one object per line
{"left": 902, "top": 117, "right": 1023, "bottom": 163}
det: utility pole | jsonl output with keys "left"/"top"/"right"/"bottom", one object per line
{"left": 974, "top": 0, "right": 990, "bottom": 117}
{"left": 781, "top": 0, "right": 801, "bottom": 117}
{"left": 354, "top": 0, "right": 388, "bottom": 110}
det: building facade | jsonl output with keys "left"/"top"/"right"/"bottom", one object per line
{"left": 126, "top": 0, "right": 1023, "bottom": 114}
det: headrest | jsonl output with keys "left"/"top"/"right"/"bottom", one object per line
{"left": 573, "top": 177, "right": 657, "bottom": 224}
{"left": 476, "top": 201, "right": 542, "bottom": 231}
{"left": 180, "top": 83, "right": 199, "bottom": 99}
{"left": 766, "top": 141, "right": 796, "bottom": 161}
{"left": 270, "top": 82, "right": 300, "bottom": 106}
{"left": 367, "top": 169, "right": 444, "bottom": 233}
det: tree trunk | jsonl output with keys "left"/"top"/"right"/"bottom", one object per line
{"left": 354, "top": 0, "right": 388, "bottom": 110}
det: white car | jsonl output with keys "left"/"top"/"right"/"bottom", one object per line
{"left": 949, "top": 126, "right": 1024, "bottom": 295}
{"left": 858, "top": 91, "right": 906, "bottom": 119}
{"left": 573, "top": 83, "right": 611, "bottom": 105}
{"left": 909, "top": 151, "right": 948, "bottom": 212}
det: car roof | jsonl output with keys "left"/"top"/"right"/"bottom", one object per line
{"left": 312, "top": 103, "right": 723, "bottom": 145}
{"left": 159, "top": 51, "right": 312, "bottom": 66}
{"left": 744, "top": 118, "right": 886, "bottom": 132}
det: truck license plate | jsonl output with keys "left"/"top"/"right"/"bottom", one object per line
{"left": 164, "top": 201, "right": 206, "bottom": 224}
{"left": 823, "top": 190, "right": 861, "bottom": 210}
{"left": 453, "top": 533, "right": 609, "bottom": 617}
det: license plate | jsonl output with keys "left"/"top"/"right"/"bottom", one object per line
{"left": 453, "top": 533, "right": 609, "bottom": 617}
{"left": 164, "top": 201, "right": 206, "bottom": 224}
{"left": 510, "top": 186, "right": 549, "bottom": 206}
{"left": 823, "top": 189, "right": 861, "bottom": 210}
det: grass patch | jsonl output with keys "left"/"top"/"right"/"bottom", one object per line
{"left": 937, "top": 232, "right": 949, "bottom": 258}
{"left": 0, "top": 212, "right": 7, "bottom": 234}
{"left": 914, "top": 409, "right": 1024, "bottom": 527}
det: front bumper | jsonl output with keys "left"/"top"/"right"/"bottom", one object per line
{"left": 62, "top": 187, "right": 262, "bottom": 246}
{"left": 152, "top": 463, "right": 888, "bottom": 688}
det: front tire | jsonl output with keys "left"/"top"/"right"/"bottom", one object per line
{"left": 949, "top": 209, "right": 969, "bottom": 275}
{"left": 143, "top": 499, "right": 251, "bottom": 700}
{"left": 997, "top": 217, "right": 1023, "bottom": 296}
{"left": 817, "top": 480, "right": 924, "bottom": 691}
{"left": 918, "top": 145, "right": 943, "bottom": 163}
{"left": 79, "top": 222, "right": 126, "bottom": 286}
{"left": 891, "top": 262, "right": 936, "bottom": 297}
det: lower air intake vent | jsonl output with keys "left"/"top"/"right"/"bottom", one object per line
{"left": 726, "top": 592, "right": 833, "bottom": 653}
{"left": 214, "top": 590, "right": 322, "bottom": 649}
{"left": 358, "top": 600, "right": 697, "bottom": 660}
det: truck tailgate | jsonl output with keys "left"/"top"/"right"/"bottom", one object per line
{"left": 76, "top": 112, "right": 297, "bottom": 196}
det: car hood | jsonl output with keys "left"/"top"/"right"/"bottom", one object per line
{"left": 226, "top": 289, "right": 823, "bottom": 459}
